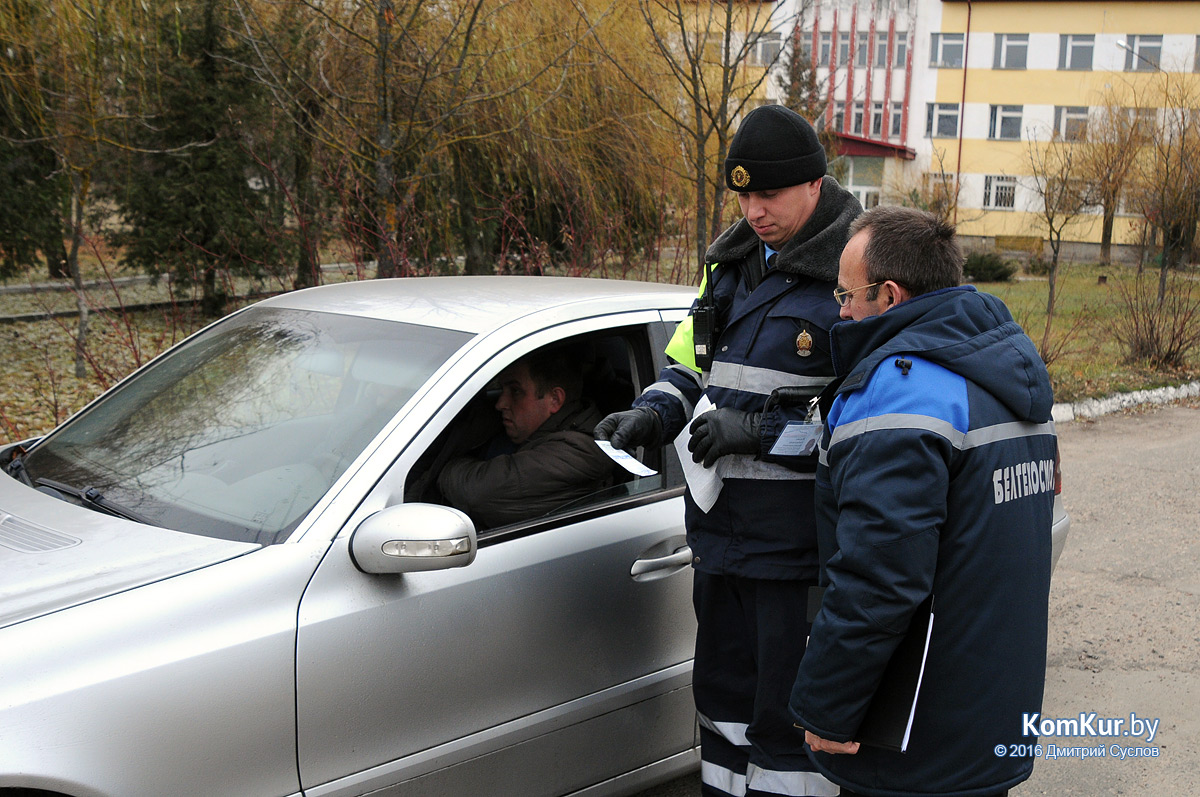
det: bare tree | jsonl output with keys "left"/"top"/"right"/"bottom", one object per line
{"left": 1125, "top": 74, "right": 1200, "bottom": 303}
{"left": 575, "top": 0, "right": 801, "bottom": 269}
{"left": 1025, "top": 128, "right": 1096, "bottom": 357}
{"left": 885, "top": 146, "right": 961, "bottom": 223}
{"left": 1076, "top": 90, "right": 1143, "bottom": 264}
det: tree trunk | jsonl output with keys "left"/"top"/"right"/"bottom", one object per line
{"left": 67, "top": 180, "right": 88, "bottom": 379}
{"left": 373, "top": 0, "right": 399, "bottom": 280}
{"left": 693, "top": 131, "right": 709, "bottom": 272}
{"left": 293, "top": 103, "right": 320, "bottom": 289}
{"left": 1100, "top": 205, "right": 1116, "bottom": 264}
{"left": 1158, "top": 238, "right": 1171, "bottom": 306}
{"left": 1040, "top": 243, "right": 1059, "bottom": 357}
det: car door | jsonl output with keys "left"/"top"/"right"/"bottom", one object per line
{"left": 293, "top": 312, "right": 697, "bottom": 797}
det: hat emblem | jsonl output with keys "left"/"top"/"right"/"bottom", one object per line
{"left": 731, "top": 165, "right": 751, "bottom": 188}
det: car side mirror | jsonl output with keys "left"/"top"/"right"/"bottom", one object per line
{"left": 349, "top": 503, "right": 477, "bottom": 575}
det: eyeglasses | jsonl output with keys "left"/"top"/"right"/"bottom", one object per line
{"left": 832, "top": 282, "right": 880, "bottom": 307}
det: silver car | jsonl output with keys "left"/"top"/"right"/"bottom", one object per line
{"left": 0, "top": 277, "right": 701, "bottom": 797}
{"left": 0, "top": 276, "right": 1069, "bottom": 797}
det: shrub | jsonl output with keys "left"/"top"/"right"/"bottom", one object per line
{"left": 1111, "top": 273, "right": 1200, "bottom": 369}
{"left": 1026, "top": 258, "right": 1051, "bottom": 277}
{"left": 964, "top": 251, "right": 1017, "bottom": 283}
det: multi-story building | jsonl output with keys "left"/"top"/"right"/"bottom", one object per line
{"left": 772, "top": 0, "right": 1200, "bottom": 261}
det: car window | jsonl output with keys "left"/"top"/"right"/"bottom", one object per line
{"left": 404, "top": 325, "right": 684, "bottom": 537}
{"left": 21, "top": 308, "right": 471, "bottom": 545}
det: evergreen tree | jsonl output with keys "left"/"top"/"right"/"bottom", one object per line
{"left": 113, "top": 0, "right": 282, "bottom": 316}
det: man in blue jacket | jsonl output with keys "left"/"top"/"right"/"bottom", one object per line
{"left": 597, "top": 105, "right": 860, "bottom": 797}
{"left": 790, "top": 206, "right": 1056, "bottom": 796}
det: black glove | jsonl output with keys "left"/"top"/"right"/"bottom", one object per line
{"left": 688, "top": 408, "right": 761, "bottom": 468}
{"left": 594, "top": 407, "right": 662, "bottom": 451}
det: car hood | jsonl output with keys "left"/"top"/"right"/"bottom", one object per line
{"left": 0, "top": 475, "right": 261, "bottom": 629}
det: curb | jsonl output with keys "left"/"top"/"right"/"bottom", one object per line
{"left": 1051, "top": 380, "right": 1200, "bottom": 423}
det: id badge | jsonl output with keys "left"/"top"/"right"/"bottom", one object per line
{"left": 768, "top": 421, "right": 822, "bottom": 457}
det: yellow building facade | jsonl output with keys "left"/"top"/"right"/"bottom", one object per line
{"left": 928, "top": 1, "right": 1200, "bottom": 259}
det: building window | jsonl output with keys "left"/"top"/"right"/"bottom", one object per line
{"left": 875, "top": 32, "right": 889, "bottom": 67}
{"left": 894, "top": 32, "right": 908, "bottom": 67}
{"left": 871, "top": 102, "right": 884, "bottom": 137}
{"left": 857, "top": 31, "right": 869, "bottom": 66}
{"left": 820, "top": 31, "right": 832, "bottom": 65}
{"left": 749, "top": 32, "right": 782, "bottom": 67}
{"left": 891, "top": 102, "right": 904, "bottom": 137}
{"left": 983, "top": 175, "right": 1018, "bottom": 210}
{"left": 852, "top": 102, "right": 865, "bottom": 135}
{"left": 1124, "top": 34, "right": 1162, "bottom": 72}
{"left": 1126, "top": 107, "right": 1158, "bottom": 137}
{"left": 989, "top": 105, "right": 1023, "bottom": 140}
{"left": 994, "top": 34, "right": 1028, "bottom": 69}
{"left": 846, "top": 157, "right": 884, "bottom": 209}
{"left": 836, "top": 31, "right": 850, "bottom": 65}
{"left": 931, "top": 33, "right": 964, "bottom": 68}
{"left": 797, "top": 37, "right": 813, "bottom": 66}
{"left": 1058, "top": 34, "right": 1094, "bottom": 70}
{"left": 1054, "top": 106, "right": 1089, "bottom": 140}
{"left": 832, "top": 102, "right": 846, "bottom": 131}
{"left": 926, "top": 103, "right": 960, "bottom": 138}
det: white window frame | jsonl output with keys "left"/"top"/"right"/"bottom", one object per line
{"left": 927, "top": 103, "right": 960, "bottom": 138}
{"left": 891, "top": 102, "right": 904, "bottom": 137}
{"left": 989, "top": 105, "right": 1024, "bottom": 141}
{"left": 1058, "top": 34, "right": 1094, "bottom": 70}
{"left": 856, "top": 31, "right": 869, "bottom": 66}
{"left": 994, "top": 33, "right": 1028, "bottom": 70}
{"left": 894, "top": 32, "right": 908, "bottom": 67}
{"left": 983, "top": 175, "right": 1018, "bottom": 210}
{"left": 749, "top": 32, "right": 782, "bottom": 67}
{"left": 852, "top": 102, "right": 865, "bottom": 135}
{"left": 871, "top": 102, "right": 884, "bottom": 137}
{"left": 820, "top": 31, "right": 833, "bottom": 65}
{"left": 1124, "top": 34, "right": 1162, "bottom": 72}
{"left": 931, "top": 33, "right": 964, "bottom": 68}
{"left": 875, "top": 32, "right": 889, "bottom": 67}
{"left": 1054, "top": 106, "right": 1089, "bottom": 141}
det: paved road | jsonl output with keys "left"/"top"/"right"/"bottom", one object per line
{"left": 637, "top": 404, "right": 1200, "bottom": 797}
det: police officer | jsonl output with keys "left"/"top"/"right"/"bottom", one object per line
{"left": 595, "top": 105, "right": 861, "bottom": 797}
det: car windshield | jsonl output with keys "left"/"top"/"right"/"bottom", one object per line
{"left": 21, "top": 307, "right": 471, "bottom": 545}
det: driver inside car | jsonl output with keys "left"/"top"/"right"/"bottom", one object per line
{"left": 437, "top": 343, "right": 615, "bottom": 529}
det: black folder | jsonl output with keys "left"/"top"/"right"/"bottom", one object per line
{"left": 807, "top": 586, "right": 934, "bottom": 752}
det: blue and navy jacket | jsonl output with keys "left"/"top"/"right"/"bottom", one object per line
{"left": 790, "top": 286, "right": 1057, "bottom": 796}
{"left": 635, "top": 178, "right": 860, "bottom": 579}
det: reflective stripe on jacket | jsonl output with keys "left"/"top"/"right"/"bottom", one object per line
{"left": 637, "top": 258, "right": 841, "bottom": 579}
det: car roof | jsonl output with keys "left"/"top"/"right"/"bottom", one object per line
{"left": 257, "top": 275, "right": 696, "bottom": 334}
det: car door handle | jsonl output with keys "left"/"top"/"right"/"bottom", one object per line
{"left": 630, "top": 546, "right": 692, "bottom": 577}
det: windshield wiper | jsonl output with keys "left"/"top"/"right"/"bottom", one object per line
{"left": 5, "top": 457, "right": 34, "bottom": 487}
{"left": 34, "top": 477, "right": 153, "bottom": 525}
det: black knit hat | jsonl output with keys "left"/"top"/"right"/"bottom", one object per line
{"left": 725, "top": 105, "right": 826, "bottom": 192}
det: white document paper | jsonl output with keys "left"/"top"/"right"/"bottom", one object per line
{"left": 595, "top": 440, "right": 658, "bottom": 477}
{"left": 675, "top": 396, "right": 723, "bottom": 513}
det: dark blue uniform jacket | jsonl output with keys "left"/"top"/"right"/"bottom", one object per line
{"left": 790, "top": 286, "right": 1057, "bottom": 796}
{"left": 636, "top": 178, "right": 860, "bottom": 580}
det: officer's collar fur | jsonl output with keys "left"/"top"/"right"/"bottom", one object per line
{"left": 703, "top": 175, "right": 861, "bottom": 282}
